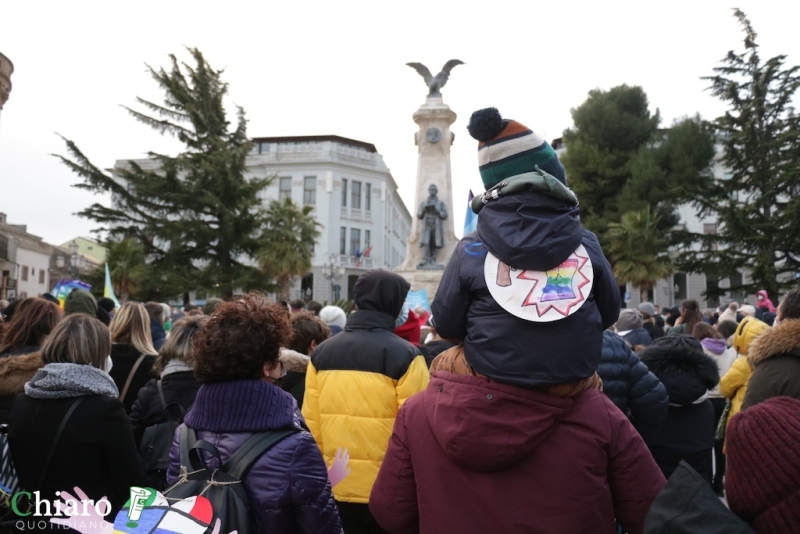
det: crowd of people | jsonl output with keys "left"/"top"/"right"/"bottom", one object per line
{"left": 0, "top": 106, "right": 797, "bottom": 534}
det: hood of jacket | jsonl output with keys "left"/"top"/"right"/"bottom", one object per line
{"left": 0, "top": 351, "right": 44, "bottom": 397}
{"left": 641, "top": 345, "right": 719, "bottom": 406}
{"left": 353, "top": 269, "right": 410, "bottom": 318}
{"left": 700, "top": 337, "right": 727, "bottom": 355}
{"left": 423, "top": 371, "right": 574, "bottom": 472}
{"left": 280, "top": 348, "right": 310, "bottom": 373}
{"left": 756, "top": 290, "right": 776, "bottom": 312}
{"left": 747, "top": 318, "right": 800, "bottom": 367}
{"left": 475, "top": 191, "right": 583, "bottom": 271}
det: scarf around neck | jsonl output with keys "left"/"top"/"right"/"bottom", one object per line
{"left": 160, "top": 358, "right": 193, "bottom": 378}
{"left": 25, "top": 362, "right": 119, "bottom": 399}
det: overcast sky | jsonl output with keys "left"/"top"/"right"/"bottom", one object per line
{"left": 1, "top": 0, "right": 798, "bottom": 246}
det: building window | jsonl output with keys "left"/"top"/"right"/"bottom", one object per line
{"left": 365, "top": 229, "right": 371, "bottom": 249}
{"left": 279, "top": 177, "right": 292, "bottom": 201}
{"left": 260, "top": 142, "right": 270, "bottom": 154}
{"left": 39, "top": 270, "right": 45, "bottom": 284}
{"left": 352, "top": 181, "right": 362, "bottom": 210}
{"left": 340, "top": 227, "right": 347, "bottom": 255}
{"left": 341, "top": 179, "right": 348, "bottom": 207}
{"left": 350, "top": 228, "right": 361, "bottom": 255}
{"left": 304, "top": 176, "right": 317, "bottom": 205}
{"left": 365, "top": 183, "right": 371, "bottom": 211}
{"left": 21, "top": 266, "right": 28, "bottom": 281}
{"left": 703, "top": 223, "right": 717, "bottom": 234}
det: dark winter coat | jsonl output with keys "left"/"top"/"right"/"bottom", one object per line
{"left": 419, "top": 339, "right": 456, "bottom": 366}
{"left": 167, "top": 379, "right": 342, "bottom": 534}
{"left": 742, "top": 318, "right": 800, "bottom": 410}
{"left": 370, "top": 372, "right": 666, "bottom": 534}
{"left": 432, "top": 190, "right": 620, "bottom": 387}
{"left": 0, "top": 345, "right": 40, "bottom": 358}
{"left": 279, "top": 348, "right": 310, "bottom": 409}
{"left": 0, "top": 351, "right": 43, "bottom": 423}
{"left": 8, "top": 393, "right": 145, "bottom": 517}
{"left": 597, "top": 331, "right": 668, "bottom": 439}
{"left": 109, "top": 343, "right": 157, "bottom": 414}
{"left": 644, "top": 461, "right": 755, "bottom": 534}
{"left": 641, "top": 341, "right": 719, "bottom": 482}
{"left": 622, "top": 328, "right": 654, "bottom": 348}
{"left": 129, "top": 370, "right": 202, "bottom": 446}
{"left": 149, "top": 319, "right": 167, "bottom": 351}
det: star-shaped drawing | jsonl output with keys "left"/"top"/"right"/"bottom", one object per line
{"left": 516, "top": 252, "right": 591, "bottom": 318}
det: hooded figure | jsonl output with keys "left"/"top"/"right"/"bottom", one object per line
{"left": 641, "top": 335, "right": 720, "bottom": 483}
{"left": 302, "top": 269, "right": 430, "bottom": 533}
{"left": 755, "top": 290, "right": 776, "bottom": 313}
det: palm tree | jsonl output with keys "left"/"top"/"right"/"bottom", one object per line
{"left": 607, "top": 207, "right": 674, "bottom": 302}
{"left": 106, "top": 238, "right": 148, "bottom": 301}
{"left": 257, "top": 198, "right": 321, "bottom": 301}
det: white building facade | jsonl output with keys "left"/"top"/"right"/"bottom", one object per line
{"left": 0, "top": 213, "right": 55, "bottom": 300}
{"left": 114, "top": 135, "right": 412, "bottom": 304}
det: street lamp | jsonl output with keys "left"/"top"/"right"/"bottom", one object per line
{"left": 321, "top": 254, "right": 345, "bottom": 301}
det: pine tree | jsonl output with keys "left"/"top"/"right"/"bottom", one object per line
{"left": 56, "top": 48, "right": 272, "bottom": 300}
{"left": 679, "top": 10, "right": 800, "bottom": 298}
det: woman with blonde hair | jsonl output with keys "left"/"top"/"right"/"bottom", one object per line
{"left": 109, "top": 301, "right": 158, "bottom": 413}
{"left": 8, "top": 314, "right": 144, "bottom": 523}
{"left": 130, "top": 316, "right": 208, "bottom": 446}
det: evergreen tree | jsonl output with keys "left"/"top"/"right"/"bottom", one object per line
{"left": 56, "top": 48, "right": 271, "bottom": 300}
{"left": 257, "top": 198, "right": 321, "bottom": 301}
{"left": 679, "top": 10, "right": 800, "bottom": 299}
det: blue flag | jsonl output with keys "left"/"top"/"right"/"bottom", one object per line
{"left": 463, "top": 190, "right": 478, "bottom": 235}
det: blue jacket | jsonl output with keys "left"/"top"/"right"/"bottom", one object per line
{"left": 621, "top": 328, "right": 654, "bottom": 348}
{"left": 167, "top": 380, "right": 341, "bottom": 534}
{"left": 597, "top": 331, "right": 668, "bottom": 439}
{"left": 150, "top": 319, "right": 167, "bottom": 351}
{"left": 433, "top": 190, "right": 620, "bottom": 386}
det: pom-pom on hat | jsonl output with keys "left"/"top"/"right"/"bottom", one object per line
{"left": 467, "top": 107, "right": 566, "bottom": 189}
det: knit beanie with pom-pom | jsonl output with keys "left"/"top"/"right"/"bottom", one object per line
{"left": 467, "top": 107, "right": 566, "bottom": 189}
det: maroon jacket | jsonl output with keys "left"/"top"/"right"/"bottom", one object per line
{"left": 369, "top": 372, "right": 665, "bottom": 534}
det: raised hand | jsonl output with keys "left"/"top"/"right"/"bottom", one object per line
{"left": 327, "top": 447, "right": 351, "bottom": 487}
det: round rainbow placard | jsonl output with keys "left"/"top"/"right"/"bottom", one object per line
{"left": 484, "top": 245, "right": 594, "bottom": 323}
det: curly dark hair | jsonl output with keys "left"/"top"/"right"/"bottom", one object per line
{"left": 192, "top": 292, "right": 293, "bottom": 383}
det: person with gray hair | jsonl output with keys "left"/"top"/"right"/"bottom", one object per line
{"left": 616, "top": 308, "right": 654, "bottom": 349}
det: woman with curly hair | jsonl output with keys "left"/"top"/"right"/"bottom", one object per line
{"left": 0, "top": 297, "right": 60, "bottom": 357}
{"left": 109, "top": 301, "right": 159, "bottom": 413}
{"left": 166, "top": 293, "right": 341, "bottom": 533}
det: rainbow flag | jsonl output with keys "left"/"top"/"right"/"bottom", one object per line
{"left": 51, "top": 279, "right": 92, "bottom": 309}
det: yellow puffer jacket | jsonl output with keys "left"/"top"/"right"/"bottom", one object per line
{"left": 719, "top": 356, "right": 752, "bottom": 420}
{"left": 302, "top": 310, "right": 430, "bottom": 503}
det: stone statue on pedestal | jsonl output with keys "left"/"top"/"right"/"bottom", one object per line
{"left": 406, "top": 60, "right": 464, "bottom": 98}
{"left": 417, "top": 184, "right": 448, "bottom": 268}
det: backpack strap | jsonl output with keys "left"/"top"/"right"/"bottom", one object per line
{"left": 35, "top": 397, "right": 85, "bottom": 490}
{"left": 223, "top": 429, "right": 299, "bottom": 480}
{"left": 119, "top": 354, "right": 147, "bottom": 402}
{"left": 157, "top": 380, "right": 166, "bottom": 411}
{"left": 178, "top": 424, "right": 198, "bottom": 472}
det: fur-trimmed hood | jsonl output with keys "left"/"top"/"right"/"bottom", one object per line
{"left": 748, "top": 318, "right": 800, "bottom": 367}
{"left": 0, "top": 351, "right": 44, "bottom": 397}
{"left": 641, "top": 345, "right": 719, "bottom": 406}
{"left": 279, "top": 348, "right": 310, "bottom": 374}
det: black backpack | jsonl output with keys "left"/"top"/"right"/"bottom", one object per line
{"left": 164, "top": 424, "right": 298, "bottom": 534}
{"left": 138, "top": 380, "right": 189, "bottom": 490}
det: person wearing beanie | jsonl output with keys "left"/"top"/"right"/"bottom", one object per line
{"left": 741, "top": 289, "right": 800, "bottom": 410}
{"left": 201, "top": 297, "right": 223, "bottom": 316}
{"left": 640, "top": 335, "right": 720, "bottom": 483}
{"left": 394, "top": 308, "right": 422, "bottom": 345}
{"left": 432, "top": 107, "right": 620, "bottom": 388}
{"left": 64, "top": 288, "right": 98, "bottom": 317}
{"left": 318, "top": 305, "right": 347, "bottom": 335}
{"left": 97, "top": 297, "right": 117, "bottom": 318}
{"left": 719, "top": 317, "right": 770, "bottom": 439}
{"left": 302, "top": 269, "right": 429, "bottom": 533}
{"left": 738, "top": 304, "right": 757, "bottom": 318}
{"left": 616, "top": 308, "right": 654, "bottom": 349}
{"left": 726, "top": 396, "right": 800, "bottom": 531}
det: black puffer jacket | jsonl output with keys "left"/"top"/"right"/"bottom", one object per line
{"left": 641, "top": 335, "right": 719, "bottom": 482}
{"left": 433, "top": 189, "right": 620, "bottom": 387}
{"left": 597, "top": 331, "right": 668, "bottom": 439}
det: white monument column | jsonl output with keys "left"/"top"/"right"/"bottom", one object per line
{"left": 396, "top": 59, "right": 463, "bottom": 302}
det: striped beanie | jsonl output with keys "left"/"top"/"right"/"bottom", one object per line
{"left": 467, "top": 107, "right": 566, "bottom": 189}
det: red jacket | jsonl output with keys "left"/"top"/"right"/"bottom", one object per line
{"left": 369, "top": 372, "right": 665, "bottom": 534}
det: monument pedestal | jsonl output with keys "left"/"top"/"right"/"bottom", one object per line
{"left": 396, "top": 97, "right": 459, "bottom": 302}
